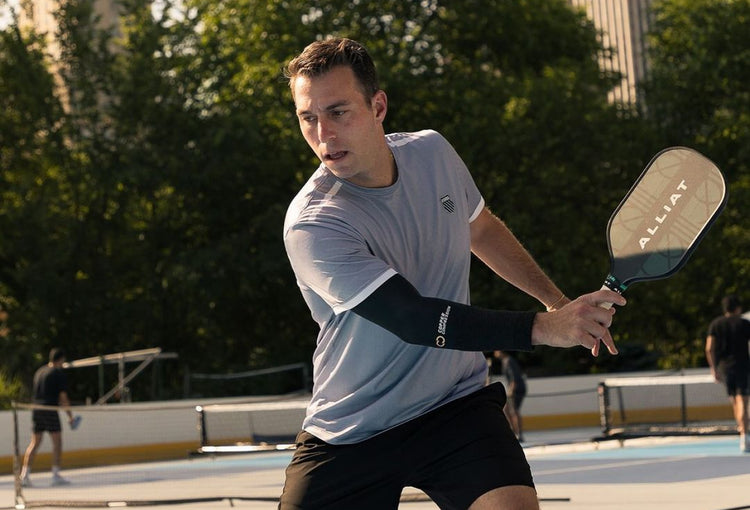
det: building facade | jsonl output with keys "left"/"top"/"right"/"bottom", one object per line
{"left": 569, "top": 0, "right": 653, "bottom": 104}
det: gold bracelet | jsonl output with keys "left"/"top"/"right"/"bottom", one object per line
{"left": 545, "top": 294, "right": 567, "bottom": 312}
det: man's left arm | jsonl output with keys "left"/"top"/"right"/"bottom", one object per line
{"left": 470, "top": 207, "right": 622, "bottom": 356}
{"left": 56, "top": 369, "right": 75, "bottom": 425}
{"left": 470, "top": 207, "right": 568, "bottom": 311}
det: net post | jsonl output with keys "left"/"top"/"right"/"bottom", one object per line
{"left": 615, "top": 386, "right": 626, "bottom": 425}
{"left": 12, "top": 401, "right": 25, "bottom": 508}
{"left": 597, "top": 382, "right": 610, "bottom": 436}
{"left": 196, "top": 406, "right": 208, "bottom": 448}
{"left": 98, "top": 356, "right": 105, "bottom": 400}
{"left": 680, "top": 382, "right": 688, "bottom": 427}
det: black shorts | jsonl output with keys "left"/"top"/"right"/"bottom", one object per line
{"left": 279, "top": 382, "right": 534, "bottom": 510}
{"left": 510, "top": 389, "right": 526, "bottom": 411}
{"left": 32, "top": 409, "right": 62, "bottom": 433}
{"left": 719, "top": 366, "right": 750, "bottom": 396}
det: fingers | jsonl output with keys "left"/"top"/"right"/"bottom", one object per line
{"left": 591, "top": 289, "right": 626, "bottom": 308}
{"left": 599, "top": 330, "right": 618, "bottom": 355}
{"left": 591, "top": 340, "right": 600, "bottom": 357}
{"left": 578, "top": 289, "right": 624, "bottom": 356}
{"left": 555, "top": 290, "right": 624, "bottom": 356}
{"left": 597, "top": 297, "right": 620, "bottom": 355}
{"left": 586, "top": 299, "right": 619, "bottom": 356}
{"left": 531, "top": 289, "right": 626, "bottom": 355}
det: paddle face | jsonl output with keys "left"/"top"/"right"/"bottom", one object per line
{"left": 603, "top": 147, "right": 727, "bottom": 293}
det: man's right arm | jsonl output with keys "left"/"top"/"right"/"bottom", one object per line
{"left": 353, "top": 273, "right": 625, "bottom": 354}
{"left": 469, "top": 207, "right": 625, "bottom": 356}
{"left": 705, "top": 334, "right": 719, "bottom": 381}
{"left": 352, "top": 274, "right": 535, "bottom": 352}
{"left": 56, "top": 390, "right": 73, "bottom": 422}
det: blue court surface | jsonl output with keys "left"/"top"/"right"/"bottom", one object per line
{"left": 2, "top": 428, "right": 748, "bottom": 509}
{"left": 528, "top": 435, "right": 748, "bottom": 484}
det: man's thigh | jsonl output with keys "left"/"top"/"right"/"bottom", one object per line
{"left": 279, "top": 383, "right": 534, "bottom": 510}
{"left": 32, "top": 410, "right": 61, "bottom": 433}
{"left": 723, "top": 368, "right": 750, "bottom": 396}
{"left": 469, "top": 486, "right": 539, "bottom": 510}
{"left": 737, "top": 370, "right": 750, "bottom": 396}
{"left": 405, "top": 383, "right": 535, "bottom": 510}
{"left": 278, "top": 430, "right": 403, "bottom": 510}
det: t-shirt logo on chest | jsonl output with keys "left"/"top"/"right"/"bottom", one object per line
{"left": 440, "top": 195, "right": 455, "bottom": 213}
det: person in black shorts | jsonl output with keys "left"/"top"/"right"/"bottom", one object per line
{"left": 283, "top": 382, "right": 530, "bottom": 509}
{"left": 705, "top": 294, "right": 750, "bottom": 452}
{"left": 490, "top": 351, "right": 528, "bottom": 442}
{"left": 20, "top": 348, "right": 76, "bottom": 486}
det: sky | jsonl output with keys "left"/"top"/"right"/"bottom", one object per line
{"left": 0, "top": 0, "right": 19, "bottom": 29}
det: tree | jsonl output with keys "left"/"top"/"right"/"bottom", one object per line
{"left": 8, "top": 0, "right": 743, "bottom": 402}
{"left": 0, "top": 20, "right": 71, "bottom": 379}
{"left": 1, "top": 0, "right": 314, "bottom": 399}
{"left": 189, "top": 0, "right": 654, "bottom": 374}
{"left": 637, "top": 0, "right": 750, "bottom": 368}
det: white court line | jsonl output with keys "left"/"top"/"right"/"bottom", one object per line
{"left": 533, "top": 455, "right": 710, "bottom": 476}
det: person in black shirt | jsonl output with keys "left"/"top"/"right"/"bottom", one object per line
{"left": 20, "top": 348, "right": 76, "bottom": 486}
{"left": 705, "top": 295, "right": 750, "bottom": 453}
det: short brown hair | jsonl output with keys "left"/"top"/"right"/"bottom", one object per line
{"left": 722, "top": 294, "right": 741, "bottom": 314}
{"left": 50, "top": 347, "right": 66, "bottom": 363}
{"left": 284, "top": 38, "right": 379, "bottom": 100}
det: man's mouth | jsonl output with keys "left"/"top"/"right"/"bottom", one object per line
{"left": 325, "top": 151, "right": 347, "bottom": 162}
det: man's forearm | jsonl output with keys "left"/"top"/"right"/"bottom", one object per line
{"left": 353, "top": 274, "right": 535, "bottom": 352}
{"left": 470, "top": 208, "right": 565, "bottom": 309}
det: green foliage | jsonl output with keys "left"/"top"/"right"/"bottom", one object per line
{"left": 0, "top": 369, "right": 26, "bottom": 408}
{"left": 634, "top": 0, "right": 750, "bottom": 369}
{"left": 0, "top": 0, "right": 747, "bottom": 396}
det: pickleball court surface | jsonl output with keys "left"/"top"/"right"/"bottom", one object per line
{"left": 2, "top": 427, "right": 748, "bottom": 510}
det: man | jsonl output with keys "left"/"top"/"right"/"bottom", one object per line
{"left": 281, "top": 38, "right": 625, "bottom": 510}
{"left": 705, "top": 294, "right": 750, "bottom": 453}
{"left": 21, "top": 348, "right": 76, "bottom": 486}
{"left": 491, "top": 351, "right": 528, "bottom": 442}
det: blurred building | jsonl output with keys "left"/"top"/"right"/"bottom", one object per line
{"left": 19, "top": 0, "right": 121, "bottom": 51}
{"left": 569, "top": 0, "right": 653, "bottom": 104}
{"left": 19, "top": 0, "right": 121, "bottom": 111}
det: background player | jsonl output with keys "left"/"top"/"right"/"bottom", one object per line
{"left": 20, "top": 347, "right": 77, "bottom": 486}
{"left": 705, "top": 294, "right": 750, "bottom": 452}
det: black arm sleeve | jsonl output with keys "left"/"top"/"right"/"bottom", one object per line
{"left": 352, "top": 274, "right": 535, "bottom": 352}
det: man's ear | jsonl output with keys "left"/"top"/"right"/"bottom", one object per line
{"left": 372, "top": 90, "right": 388, "bottom": 122}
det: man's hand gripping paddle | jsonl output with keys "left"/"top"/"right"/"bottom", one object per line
{"left": 601, "top": 147, "right": 728, "bottom": 307}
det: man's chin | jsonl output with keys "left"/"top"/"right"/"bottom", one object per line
{"left": 322, "top": 162, "right": 349, "bottom": 178}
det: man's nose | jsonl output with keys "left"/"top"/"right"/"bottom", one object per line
{"left": 317, "top": 118, "right": 336, "bottom": 141}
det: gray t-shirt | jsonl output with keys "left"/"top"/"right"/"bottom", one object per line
{"left": 284, "top": 130, "right": 488, "bottom": 444}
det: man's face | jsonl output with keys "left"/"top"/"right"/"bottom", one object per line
{"left": 292, "top": 65, "right": 388, "bottom": 187}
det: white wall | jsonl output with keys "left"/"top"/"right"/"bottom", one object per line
{"left": 2, "top": 368, "right": 726, "bottom": 465}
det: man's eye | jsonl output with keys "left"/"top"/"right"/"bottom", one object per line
{"left": 331, "top": 110, "right": 345, "bottom": 117}
{"left": 301, "top": 116, "right": 316, "bottom": 123}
